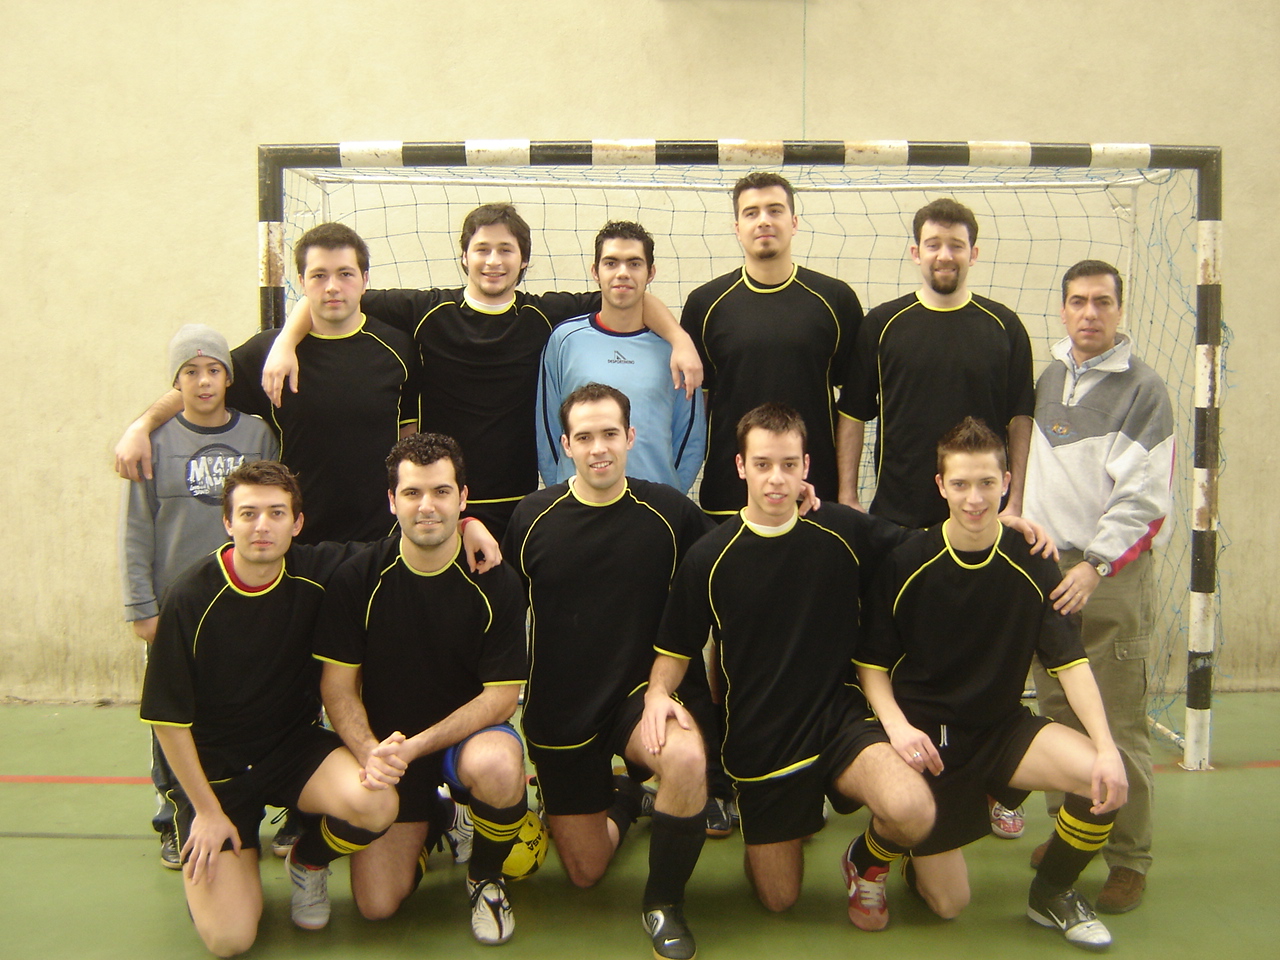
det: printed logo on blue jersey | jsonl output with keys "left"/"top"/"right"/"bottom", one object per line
{"left": 608, "top": 350, "right": 635, "bottom": 365}
{"left": 187, "top": 444, "right": 248, "bottom": 504}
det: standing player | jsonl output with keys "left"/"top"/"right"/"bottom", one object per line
{"left": 114, "top": 223, "right": 421, "bottom": 545}
{"left": 121, "top": 324, "right": 278, "bottom": 868}
{"left": 140, "top": 461, "right": 399, "bottom": 957}
{"left": 681, "top": 171, "right": 863, "bottom": 516}
{"left": 856, "top": 417, "right": 1127, "bottom": 951}
{"left": 836, "top": 198, "right": 1036, "bottom": 842}
{"left": 649, "top": 404, "right": 935, "bottom": 924}
{"left": 536, "top": 221, "right": 705, "bottom": 493}
{"left": 506, "top": 383, "right": 713, "bottom": 960}
{"left": 1024, "top": 260, "right": 1174, "bottom": 914}
{"left": 262, "top": 203, "right": 701, "bottom": 540}
{"left": 837, "top": 198, "right": 1034, "bottom": 527}
{"left": 315, "top": 433, "right": 530, "bottom": 944}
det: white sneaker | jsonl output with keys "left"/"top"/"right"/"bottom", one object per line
{"left": 287, "top": 851, "right": 331, "bottom": 930}
{"left": 990, "top": 800, "right": 1026, "bottom": 839}
{"left": 446, "top": 800, "right": 474, "bottom": 865}
{"left": 468, "top": 877, "right": 514, "bottom": 945}
{"left": 1028, "top": 885, "right": 1112, "bottom": 951}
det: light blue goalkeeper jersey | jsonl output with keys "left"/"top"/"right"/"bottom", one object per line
{"left": 536, "top": 313, "right": 706, "bottom": 493}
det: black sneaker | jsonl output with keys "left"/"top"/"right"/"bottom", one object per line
{"left": 704, "top": 796, "right": 733, "bottom": 838}
{"left": 643, "top": 903, "right": 696, "bottom": 960}
{"left": 1027, "top": 885, "right": 1112, "bottom": 951}
{"left": 159, "top": 826, "right": 182, "bottom": 870}
{"left": 270, "top": 809, "right": 302, "bottom": 858}
{"left": 639, "top": 782, "right": 658, "bottom": 818}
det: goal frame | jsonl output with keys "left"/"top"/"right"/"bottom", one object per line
{"left": 256, "top": 138, "right": 1223, "bottom": 770}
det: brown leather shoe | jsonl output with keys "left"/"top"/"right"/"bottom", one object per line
{"left": 1097, "top": 865, "right": 1145, "bottom": 914}
{"left": 1029, "top": 835, "right": 1051, "bottom": 869}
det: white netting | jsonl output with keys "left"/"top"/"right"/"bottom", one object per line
{"left": 281, "top": 162, "right": 1202, "bottom": 729}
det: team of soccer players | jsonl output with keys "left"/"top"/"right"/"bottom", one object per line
{"left": 118, "top": 178, "right": 1171, "bottom": 957}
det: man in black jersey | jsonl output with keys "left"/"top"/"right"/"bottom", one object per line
{"left": 855, "top": 418, "right": 1127, "bottom": 951}
{"left": 837, "top": 198, "right": 1034, "bottom": 528}
{"left": 681, "top": 171, "right": 863, "bottom": 517}
{"left": 261, "top": 203, "right": 702, "bottom": 541}
{"left": 649, "top": 404, "right": 936, "bottom": 926}
{"left": 315, "top": 433, "right": 530, "bottom": 945}
{"left": 114, "top": 223, "right": 421, "bottom": 545}
{"left": 505, "top": 383, "right": 712, "bottom": 960}
{"left": 140, "top": 461, "right": 399, "bottom": 957}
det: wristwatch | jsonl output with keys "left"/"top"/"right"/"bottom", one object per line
{"left": 1084, "top": 554, "right": 1112, "bottom": 578}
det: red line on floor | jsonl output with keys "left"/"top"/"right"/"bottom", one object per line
{"left": 0, "top": 774, "right": 151, "bottom": 785}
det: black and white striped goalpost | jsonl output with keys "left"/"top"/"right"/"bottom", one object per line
{"left": 257, "top": 139, "right": 1224, "bottom": 770}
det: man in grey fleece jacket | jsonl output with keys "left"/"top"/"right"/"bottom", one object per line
{"left": 1025, "top": 259, "right": 1174, "bottom": 915}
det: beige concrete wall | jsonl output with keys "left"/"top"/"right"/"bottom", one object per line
{"left": 3, "top": 0, "right": 1275, "bottom": 700}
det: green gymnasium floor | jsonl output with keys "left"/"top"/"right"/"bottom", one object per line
{"left": 2, "top": 695, "right": 1277, "bottom": 960}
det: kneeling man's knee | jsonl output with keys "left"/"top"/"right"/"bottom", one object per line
{"left": 923, "top": 884, "right": 969, "bottom": 920}
{"left": 757, "top": 887, "right": 798, "bottom": 913}
{"left": 351, "top": 786, "right": 399, "bottom": 831}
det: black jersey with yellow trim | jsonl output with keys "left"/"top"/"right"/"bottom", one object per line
{"left": 312, "top": 536, "right": 527, "bottom": 743}
{"left": 140, "top": 541, "right": 371, "bottom": 782}
{"left": 505, "top": 477, "right": 712, "bottom": 749}
{"left": 362, "top": 288, "right": 601, "bottom": 506}
{"left": 657, "top": 503, "right": 908, "bottom": 782}
{"left": 857, "top": 522, "right": 1085, "bottom": 729}
{"left": 838, "top": 292, "right": 1034, "bottom": 528}
{"left": 228, "top": 316, "right": 419, "bottom": 544}
{"left": 680, "top": 265, "right": 862, "bottom": 514}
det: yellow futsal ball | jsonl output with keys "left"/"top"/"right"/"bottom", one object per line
{"left": 502, "top": 809, "right": 549, "bottom": 880}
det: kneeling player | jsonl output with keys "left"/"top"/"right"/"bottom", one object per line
{"left": 141, "top": 462, "right": 399, "bottom": 957}
{"left": 648, "top": 404, "right": 936, "bottom": 924}
{"left": 856, "top": 417, "right": 1127, "bottom": 951}
{"left": 315, "top": 434, "right": 530, "bottom": 944}
{"left": 506, "top": 383, "right": 712, "bottom": 960}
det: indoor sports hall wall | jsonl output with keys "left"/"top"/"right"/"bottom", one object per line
{"left": 2, "top": 0, "right": 1275, "bottom": 700}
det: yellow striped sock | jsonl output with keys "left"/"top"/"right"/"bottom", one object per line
{"left": 473, "top": 813, "right": 523, "bottom": 845}
{"left": 1054, "top": 808, "right": 1112, "bottom": 852}
{"left": 321, "top": 815, "right": 375, "bottom": 856}
{"left": 865, "top": 828, "right": 904, "bottom": 864}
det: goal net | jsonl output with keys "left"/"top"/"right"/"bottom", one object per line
{"left": 263, "top": 141, "right": 1223, "bottom": 764}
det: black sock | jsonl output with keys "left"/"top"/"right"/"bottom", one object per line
{"left": 1034, "top": 793, "right": 1116, "bottom": 894}
{"left": 292, "top": 814, "right": 386, "bottom": 868}
{"left": 643, "top": 810, "right": 706, "bottom": 908}
{"left": 468, "top": 796, "right": 527, "bottom": 883}
{"left": 848, "top": 822, "right": 907, "bottom": 874}
{"left": 607, "top": 774, "right": 643, "bottom": 844}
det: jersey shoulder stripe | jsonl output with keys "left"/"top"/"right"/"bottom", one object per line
{"left": 190, "top": 583, "right": 232, "bottom": 659}
{"left": 363, "top": 555, "right": 401, "bottom": 628}
{"left": 516, "top": 487, "right": 576, "bottom": 577}
{"left": 891, "top": 545, "right": 949, "bottom": 617}
{"left": 454, "top": 561, "right": 496, "bottom": 633}
{"left": 993, "top": 545, "right": 1046, "bottom": 602}
{"left": 706, "top": 522, "right": 751, "bottom": 631}
{"left": 624, "top": 488, "right": 682, "bottom": 579}
{"left": 796, "top": 515, "right": 859, "bottom": 564}
{"left": 359, "top": 329, "right": 413, "bottom": 379}
{"left": 416, "top": 296, "right": 467, "bottom": 339}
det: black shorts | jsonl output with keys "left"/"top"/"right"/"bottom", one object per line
{"left": 735, "top": 706, "right": 890, "bottom": 846}
{"left": 527, "top": 689, "right": 651, "bottom": 816}
{"left": 912, "top": 706, "right": 1051, "bottom": 857}
{"left": 396, "top": 722, "right": 524, "bottom": 823}
{"left": 169, "top": 723, "right": 342, "bottom": 854}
